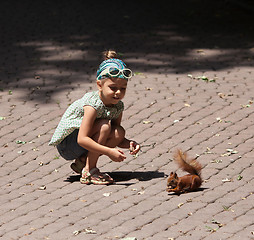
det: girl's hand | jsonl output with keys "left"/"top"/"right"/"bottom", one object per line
{"left": 129, "top": 141, "right": 140, "bottom": 155}
{"left": 108, "top": 148, "right": 126, "bottom": 162}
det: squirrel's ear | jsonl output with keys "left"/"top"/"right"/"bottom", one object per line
{"left": 170, "top": 172, "right": 174, "bottom": 176}
{"left": 173, "top": 172, "right": 178, "bottom": 178}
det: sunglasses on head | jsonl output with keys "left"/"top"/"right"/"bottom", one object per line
{"left": 97, "top": 67, "right": 132, "bottom": 80}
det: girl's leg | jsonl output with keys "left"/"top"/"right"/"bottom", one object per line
{"left": 75, "top": 152, "right": 87, "bottom": 166}
{"left": 84, "top": 119, "right": 112, "bottom": 171}
{"left": 84, "top": 120, "right": 126, "bottom": 171}
{"left": 105, "top": 124, "right": 125, "bottom": 148}
{"left": 71, "top": 153, "right": 87, "bottom": 173}
{"left": 81, "top": 120, "right": 126, "bottom": 184}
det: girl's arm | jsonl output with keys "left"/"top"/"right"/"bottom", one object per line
{"left": 77, "top": 106, "right": 126, "bottom": 162}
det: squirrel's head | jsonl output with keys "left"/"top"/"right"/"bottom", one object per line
{"left": 167, "top": 172, "right": 178, "bottom": 189}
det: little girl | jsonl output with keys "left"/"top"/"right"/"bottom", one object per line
{"left": 49, "top": 50, "right": 140, "bottom": 185}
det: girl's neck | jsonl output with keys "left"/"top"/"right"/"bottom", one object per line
{"left": 98, "top": 91, "right": 114, "bottom": 107}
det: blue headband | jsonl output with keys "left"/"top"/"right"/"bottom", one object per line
{"left": 96, "top": 58, "right": 128, "bottom": 80}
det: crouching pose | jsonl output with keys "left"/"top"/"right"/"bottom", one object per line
{"left": 49, "top": 50, "right": 140, "bottom": 185}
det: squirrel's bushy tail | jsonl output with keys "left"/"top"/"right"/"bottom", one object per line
{"left": 173, "top": 149, "right": 202, "bottom": 177}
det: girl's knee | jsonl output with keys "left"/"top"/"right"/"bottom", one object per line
{"left": 113, "top": 125, "right": 125, "bottom": 141}
{"left": 98, "top": 119, "right": 111, "bottom": 135}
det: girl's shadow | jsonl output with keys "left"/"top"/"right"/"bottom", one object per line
{"left": 65, "top": 170, "right": 165, "bottom": 185}
{"left": 110, "top": 171, "right": 165, "bottom": 182}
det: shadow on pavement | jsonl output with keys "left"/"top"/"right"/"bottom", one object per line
{"left": 65, "top": 170, "right": 165, "bottom": 183}
{"left": 109, "top": 170, "right": 165, "bottom": 182}
{"left": 167, "top": 187, "right": 208, "bottom": 196}
{"left": 1, "top": 0, "right": 254, "bottom": 103}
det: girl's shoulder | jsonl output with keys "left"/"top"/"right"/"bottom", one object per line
{"left": 81, "top": 91, "right": 103, "bottom": 109}
{"left": 86, "top": 90, "right": 123, "bottom": 108}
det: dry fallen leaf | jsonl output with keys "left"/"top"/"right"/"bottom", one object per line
{"left": 222, "top": 178, "right": 231, "bottom": 182}
{"left": 143, "top": 120, "right": 152, "bottom": 124}
{"left": 218, "top": 92, "right": 226, "bottom": 98}
{"left": 226, "top": 149, "right": 238, "bottom": 154}
{"left": 221, "top": 153, "right": 230, "bottom": 157}
{"left": 73, "top": 230, "right": 81, "bottom": 236}
{"left": 178, "top": 203, "right": 184, "bottom": 208}
{"left": 210, "top": 159, "right": 222, "bottom": 163}
{"left": 85, "top": 227, "right": 96, "bottom": 234}
{"left": 149, "top": 100, "right": 157, "bottom": 106}
{"left": 216, "top": 117, "right": 222, "bottom": 122}
{"left": 137, "top": 190, "right": 145, "bottom": 195}
{"left": 26, "top": 183, "right": 34, "bottom": 186}
{"left": 103, "top": 192, "right": 112, "bottom": 197}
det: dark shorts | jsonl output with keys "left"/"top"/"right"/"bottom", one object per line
{"left": 56, "top": 129, "right": 88, "bottom": 160}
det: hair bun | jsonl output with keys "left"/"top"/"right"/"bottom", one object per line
{"left": 103, "top": 50, "right": 117, "bottom": 60}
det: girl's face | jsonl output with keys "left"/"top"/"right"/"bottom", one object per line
{"left": 97, "top": 77, "right": 127, "bottom": 106}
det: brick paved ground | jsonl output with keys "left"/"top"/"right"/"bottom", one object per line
{"left": 0, "top": 1, "right": 254, "bottom": 239}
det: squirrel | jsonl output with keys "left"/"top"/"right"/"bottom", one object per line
{"left": 167, "top": 149, "right": 202, "bottom": 194}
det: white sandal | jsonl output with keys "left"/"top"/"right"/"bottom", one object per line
{"left": 80, "top": 168, "right": 114, "bottom": 185}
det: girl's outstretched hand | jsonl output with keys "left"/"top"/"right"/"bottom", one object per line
{"left": 129, "top": 141, "right": 140, "bottom": 155}
{"left": 108, "top": 148, "right": 126, "bottom": 162}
